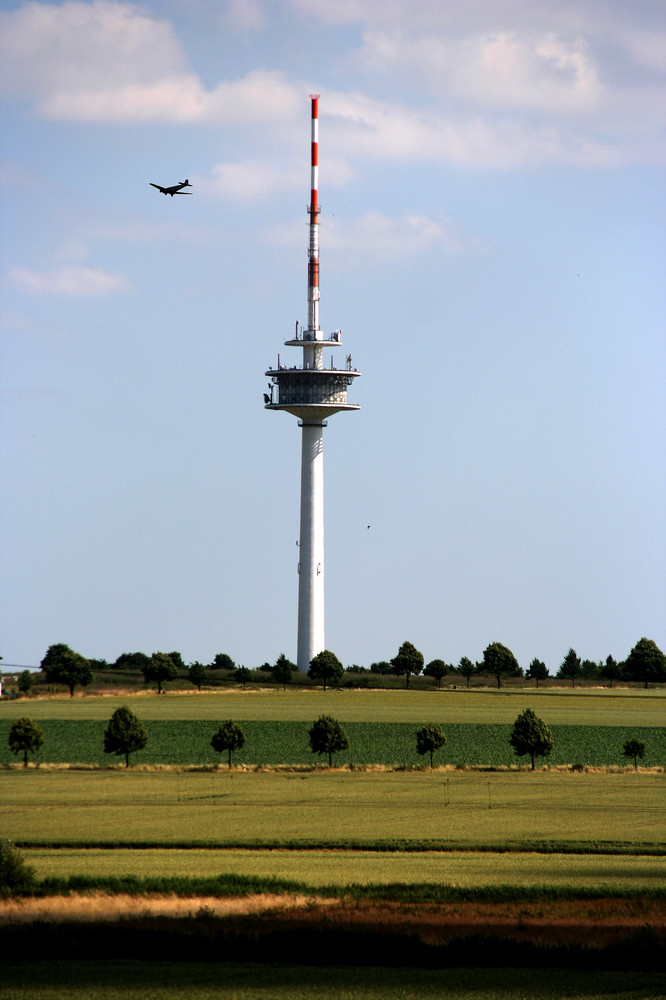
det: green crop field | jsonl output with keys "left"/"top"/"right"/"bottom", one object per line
{"left": 1, "top": 688, "right": 663, "bottom": 725}
{"left": 1, "top": 718, "right": 664, "bottom": 767}
{"left": 3, "top": 962, "right": 665, "bottom": 1000}
{"left": 3, "top": 769, "right": 664, "bottom": 849}
{"left": 2, "top": 689, "right": 665, "bottom": 899}
{"left": 21, "top": 846, "right": 666, "bottom": 890}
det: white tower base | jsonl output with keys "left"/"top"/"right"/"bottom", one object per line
{"left": 297, "top": 421, "right": 325, "bottom": 672}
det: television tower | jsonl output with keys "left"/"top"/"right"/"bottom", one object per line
{"left": 265, "top": 95, "right": 360, "bottom": 672}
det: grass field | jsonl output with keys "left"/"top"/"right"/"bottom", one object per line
{"left": 3, "top": 769, "right": 664, "bottom": 851}
{"left": 21, "top": 846, "right": 666, "bottom": 889}
{"left": 1, "top": 687, "right": 664, "bottom": 725}
{"left": 2, "top": 961, "right": 665, "bottom": 1000}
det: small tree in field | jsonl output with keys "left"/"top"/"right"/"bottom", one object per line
{"left": 211, "top": 652, "right": 235, "bottom": 672}
{"left": 8, "top": 718, "right": 43, "bottom": 767}
{"left": 416, "top": 723, "right": 447, "bottom": 767}
{"left": 142, "top": 651, "right": 178, "bottom": 694}
{"left": 600, "top": 655, "right": 621, "bottom": 688}
{"left": 309, "top": 715, "right": 349, "bottom": 767}
{"left": 482, "top": 642, "right": 521, "bottom": 689}
{"left": 103, "top": 706, "right": 147, "bottom": 767}
{"left": 622, "top": 738, "right": 646, "bottom": 770}
{"left": 18, "top": 671, "right": 33, "bottom": 696}
{"left": 525, "top": 659, "right": 548, "bottom": 688}
{"left": 188, "top": 661, "right": 207, "bottom": 691}
{"left": 308, "top": 650, "right": 344, "bottom": 690}
{"left": 558, "top": 648, "right": 582, "bottom": 687}
{"left": 391, "top": 641, "right": 424, "bottom": 689}
{"left": 211, "top": 720, "right": 245, "bottom": 768}
{"left": 424, "top": 660, "right": 448, "bottom": 689}
{"left": 273, "top": 653, "right": 294, "bottom": 691}
{"left": 234, "top": 666, "right": 252, "bottom": 690}
{"left": 509, "top": 708, "right": 554, "bottom": 770}
{"left": 458, "top": 657, "right": 475, "bottom": 689}
{"left": 41, "top": 643, "right": 93, "bottom": 697}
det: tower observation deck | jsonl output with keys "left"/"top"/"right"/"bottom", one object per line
{"left": 265, "top": 95, "right": 360, "bottom": 672}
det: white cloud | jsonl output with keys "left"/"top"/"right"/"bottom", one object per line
{"left": 200, "top": 160, "right": 301, "bottom": 201}
{"left": 10, "top": 266, "right": 130, "bottom": 296}
{"left": 265, "top": 210, "right": 484, "bottom": 262}
{"left": 224, "top": 0, "right": 268, "bottom": 32}
{"left": 40, "top": 67, "right": 301, "bottom": 124}
{"left": 324, "top": 91, "right": 620, "bottom": 168}
{"left": 0, "top": 0, "right": 186, "bottom": 98}
{"left": 0, "top": 2, "right": 300, "bottom": 124}
{"left": 199, "top": 153, "right": 352, "bottom": 202}
{"left": 357, "top": 30, "right": 601, "bottom": 114}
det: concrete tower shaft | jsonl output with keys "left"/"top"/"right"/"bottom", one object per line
{"left": 264, "top": 96, "right": 360, "bottom": 672}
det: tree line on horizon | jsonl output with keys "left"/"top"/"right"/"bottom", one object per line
{"left": 4, "top": 637, "right": 665, "bottom": 699}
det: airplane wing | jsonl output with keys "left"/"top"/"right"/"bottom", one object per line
{"left": 150, "top": 183, "right": 167, "bottom": 192}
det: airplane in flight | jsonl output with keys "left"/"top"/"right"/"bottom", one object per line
{"left": 149, "top": 179, "right": 192, "bottom": 196}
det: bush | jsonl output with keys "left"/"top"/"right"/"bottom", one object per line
{"left": 0, "top": 839, "right": 36, "bottom": 898}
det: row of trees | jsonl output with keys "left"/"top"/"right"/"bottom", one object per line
{"left": 17, "top": 637, "right": 665, "bottom": 700}
{"left": 7, "top": 709, "right": 650, "bottom": 772}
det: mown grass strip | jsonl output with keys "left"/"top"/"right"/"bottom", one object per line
{"left": 2, "top": 688, "right": 663, "bottom": 725}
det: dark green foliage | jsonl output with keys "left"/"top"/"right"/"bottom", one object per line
{"left": 188, "top": 661, "right": 207, "bottom": 691}
{"left": 0, "top": 839, "right": 36, "bottom": 898}
{"left": 40, "top": 643, "right": 93, "bottom": 697}
{"left": 211, "top": 720, "right": 245, "bottom": 768}
{"left": 622, "top": 738, "right": 646, "bottom": 770}
{"left": 600, "top": 655, "right": 621, "bottom": 688}
{"left": 17, "top": 670, "right": 33, "bottom": 695}
{"left": 369, "top": 661, "right": 393, "bottom": 674}
{"left": 391, "top": 641, "right": 424, "bottom": 689}
{"left": 458, "top": 657, "right": 476, "bottom": 688}
{"left": 622, "top": 638, "right": 666, "bottom": 687}
{"left": 308, "top": 650, "right": 344, "bottom": 690}
{"left": 273, "top": 654, "right": 294, "bottom": 691}
{"left": 482, "top": 642, "right": 522, "bottom": 689}
{"left": 581, "top": 659, "right": 600, "bottom": 680}
{"left": 558, "top": 648, "right": 582, "bottom": 687}
{"left": 103, "top": 706, "right": 147, "bottom": 767}
{"left": 114, "top": 651, "right": 151, "bottom": 671}
{"left": 167, "top": 651, "right": 186, "bottom": 671}
{"left": 234, "top": 666, "right": 252, "bottom": 689}
{"left": 308, "top": 715, "right": 349, "bottom": 766}
{"left": 142, "top": 651, "right": 178, "bottom": 693}
{"left": 8, "top": 716, "right": 44, "bottom": 766}
{"left": 423, "top": 660, "right": 448, "bottom": 688}
{"left": 211, "top": 653, "right": 235, "bottom": 672}
{"left": 415, "top": 723, "right": 446, "bottom": 766}
{"left": 509, "top": 708, "right": 554, "bottom": 770}
{"left": 525, "top": 659, "right": 548, "bottom": 687}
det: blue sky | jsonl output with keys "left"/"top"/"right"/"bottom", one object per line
{"left": 1, "top": 0, "right": 664, "bottom": 673}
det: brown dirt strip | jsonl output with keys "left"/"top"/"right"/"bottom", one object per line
{"left": 0, "top": 893, "right": 336, "bottom": 923}
{"left": 2, "top": 894, "right": 664, "bottom": 936}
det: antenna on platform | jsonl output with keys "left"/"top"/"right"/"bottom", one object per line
{"left": 264, "top": 97, "right": 361, "bottom": 671}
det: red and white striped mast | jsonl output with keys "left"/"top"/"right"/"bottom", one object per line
{"left": 305, "top": 94, "right": 321, "bottom": 370}
{"left": 264, "top": 96, "right": 360, "bottom": 672}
